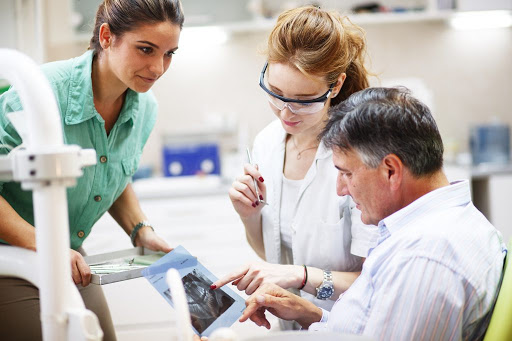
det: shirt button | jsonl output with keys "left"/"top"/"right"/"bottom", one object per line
{"left": 94, "top": 195, "right": 102, "bottom": 202}
{"left": 77, "top": 230, "right": 85, "bottom": 238}
{"left": 100, "top": 155, "right": 107, "bottom": 163}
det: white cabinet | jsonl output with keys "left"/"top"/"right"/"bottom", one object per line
{"left": 0, "top": 0, "right": 18, "bottom": 50}
{"left": 445, "top": 164, "right": 512, "bottom": 242}
{"left": 0, "top": 0, "right": 44, "bottom": 63}
{"left": 473, "top": 174, "right": 512, "bottom": 242}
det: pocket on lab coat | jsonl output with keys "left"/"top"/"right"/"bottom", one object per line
{"left": 306, "top": 217, "right": 357, "bottom": 271}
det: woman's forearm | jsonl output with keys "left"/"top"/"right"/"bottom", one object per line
{"left": 0, "top": 195, "right": 37, "bottom": 250}
{"left": 299, "top": 266, "right": 360, "bottom": 300}
{"left": 108, "top": 183, "right": 147, "bottom": 235}
{"left": 241, "top": 214, "right": 265, "bottom": 259}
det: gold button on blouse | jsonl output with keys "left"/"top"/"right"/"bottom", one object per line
{"left": 99, "top": 155, "right": 107, "bottom": 163}
{"left": 94, "top": 195, "right": 102, "bottom": 202}
{"left": 77, "top": 230, "right": 85, "bottom": 238}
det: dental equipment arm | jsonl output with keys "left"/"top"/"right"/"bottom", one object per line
{"left": 0, "top": 48, "right": 101, "bottom": 341}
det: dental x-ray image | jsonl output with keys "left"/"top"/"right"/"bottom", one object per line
{"left": 144, "top": 245, "right": 245, "bottom": 336}
{"left": 164, "top": 269, "right": 234, "bottom": 334}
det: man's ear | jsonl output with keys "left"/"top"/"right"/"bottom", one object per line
{"left": 98, "top": 23, "right": 112, "bottom": 50}
{"left": 381, "top": 154, "right": 403, "bottom": 190}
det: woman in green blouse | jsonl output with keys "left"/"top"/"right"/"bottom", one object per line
{"left": 0, "top": 0, "right": 184, "bottom": 339}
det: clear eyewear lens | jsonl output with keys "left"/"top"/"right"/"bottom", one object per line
{"left": 267, "top": 95, "right": 325, "bottom": 115}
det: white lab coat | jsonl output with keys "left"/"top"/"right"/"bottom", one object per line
{"left": 253, "top": 120, "right": 375, "bottom": 310}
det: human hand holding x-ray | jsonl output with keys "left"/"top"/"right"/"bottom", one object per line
{"left": 134, "top": 227, "right": 173, "bottom": 253}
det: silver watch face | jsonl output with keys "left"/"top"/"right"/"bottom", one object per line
{"left": 317, "top": 284, "right": 334, "bottom": 300}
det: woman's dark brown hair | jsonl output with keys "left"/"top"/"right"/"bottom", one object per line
{"left": 89, "top": 0, "right": 184, "bottom": 54}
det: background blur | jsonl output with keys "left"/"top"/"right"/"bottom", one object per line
{"left": 1, "top": 1, "right": 511, "bottom": 339}
{"left": 1, "top": 0, "right": 511, "bottom": 168}
{"left": 3, "top": 0, "right": 511, "bottom": 233}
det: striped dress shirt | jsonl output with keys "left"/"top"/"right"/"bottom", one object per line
{"left": 310, "top": 180, "right": 507, "bottom": 340}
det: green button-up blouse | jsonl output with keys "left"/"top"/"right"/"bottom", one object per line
{"left": 0, "top": 50, "right": 157, "bottom": 249}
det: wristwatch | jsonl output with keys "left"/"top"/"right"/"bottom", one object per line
{"left": 316, "top": 270, "right": 334, "bottom": 300}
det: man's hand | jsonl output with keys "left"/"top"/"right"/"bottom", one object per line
{"left": 240, "top": 283, "right": 323, "bottom": 330}
{"left": 70, "top": 249, "right": 91, "bottom": 286}
{"left": 135, "top": 226, "right": 173, "bottom": 253}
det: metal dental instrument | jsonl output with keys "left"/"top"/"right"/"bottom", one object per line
{"left": 246, "top": 147, "right": 268, "bottom": 206}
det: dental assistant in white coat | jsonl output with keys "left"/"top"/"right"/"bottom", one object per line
{"left": 212, "top": 6, "right": 376, "bottom": 329}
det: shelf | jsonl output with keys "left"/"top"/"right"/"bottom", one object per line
{"left": 132, "top": 175, "right": 229, "bottom": 199}
{"left": 445, "top": 162, "right": 512, "bottom": 179}
{"left": 470, "top": 163, "right": 512, "bottom": 179}
{"left": 192, "top": 10, "right": 456, "bottom": 35}
{"left": 349, "top": 10, "right": 454, "bottom": 25}
{"left": 71, "top": 8, "right": 510, "bottom": 42}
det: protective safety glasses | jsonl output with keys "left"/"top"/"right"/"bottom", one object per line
{"left": 259, "top": 61, "right": 335, "bottom": 115}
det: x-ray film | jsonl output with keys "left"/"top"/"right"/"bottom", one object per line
{"left": 142, "top": 245, "right": 245, "bottom": 337}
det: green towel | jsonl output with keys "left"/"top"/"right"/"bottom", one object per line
{"left": 132, "top": 253, "right": 165, "bottom": 266}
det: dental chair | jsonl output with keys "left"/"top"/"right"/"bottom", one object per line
{"left": 483, "top": 238, "right": 512, "bottom": 341}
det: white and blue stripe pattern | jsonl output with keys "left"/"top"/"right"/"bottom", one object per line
{"left": 310, "top": 180, "right": 506, "bottom": 340}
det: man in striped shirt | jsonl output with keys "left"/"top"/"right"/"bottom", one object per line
{"left": 239, "top": 87, "right": 507, "bottom": 340}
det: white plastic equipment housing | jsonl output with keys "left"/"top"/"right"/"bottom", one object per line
{"left": 0, "top": 48, "right": 101, "bottom": 341}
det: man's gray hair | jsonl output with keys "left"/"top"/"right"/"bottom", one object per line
{"left": 321, "top": 87, "right": 444, "bottom": 177}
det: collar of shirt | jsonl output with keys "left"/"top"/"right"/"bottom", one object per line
{"left": 376, "top": 179, "right": 471, "bottom": 243}
{"left": 64, "top": 50, "right": 138, "bottom": 126}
